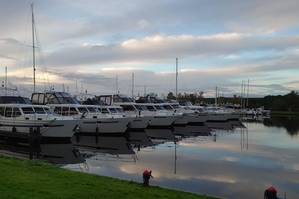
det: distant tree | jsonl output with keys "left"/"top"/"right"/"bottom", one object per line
{"left": 167, "top": 92, "right": 176, "bottom": 100}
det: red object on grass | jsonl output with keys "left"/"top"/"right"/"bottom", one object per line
{"left": 143, "top": 169, "right": 151, "bottom": 175}
{"left": 266, "top": 186, "right": 277, "bottom": 193}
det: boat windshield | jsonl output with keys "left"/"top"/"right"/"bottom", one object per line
{"left": 120, "top": 105, "right": 136, "bottom": 111}
{"left": 22, "top": 107, "right": 35, "bottom": 114}
{"left": 146, "top": 105, "right": 156, "bottom": 111}
{"left": 100, "top": 108, "right": 109, "bottom": 114}
{"left": 109, "top": 108, "right": 118, "bottom": 113}
{"left": 43, "top": 107, "right": 52, "bottom": 114}
{"left": 87, "top": 107, "right": 97, "bottom": 113}
{"left": 134, "top": 105, "right": 147, "bottom": 111}
{"left": 116, "top": 108, "right": 124, "bottom": 113}
{"left": 34, "top": 107, "right": 46, "bottom": 114}
{"left": 154, "top": 105, "right": 164, "bottom": 110}
{"left": 163, "top": 105, "right": 173, "bottom": 110}
{"left": 78, "top": 107, "right": 88, "bottom": 113}
{"left": 171, "top": 104, "right": 180, "bottom": 109}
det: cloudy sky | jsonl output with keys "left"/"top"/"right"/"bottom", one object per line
{"left": 0, "top": 0, "right": 299, "bottom": 97}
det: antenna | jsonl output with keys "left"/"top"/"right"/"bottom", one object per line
{"left": 31, "top": 3, "right": 36, "bottom": 92}
{"left": 75, "top": 80, "right": 78, "bottom": 94}
{"left": 240, "top": 81, "right": 243, "bottom": 109}
{"left": 175, "top": 58, "right": 178, "bottom": 99}
{"left": 215, "top": 86, "right": 218, "bottom": 106}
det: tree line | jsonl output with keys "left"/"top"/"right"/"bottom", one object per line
{"left": 166, "top": 91, "right": 299, "bottom": 112}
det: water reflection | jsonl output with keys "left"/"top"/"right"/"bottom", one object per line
{"left": 244, "top": 116, "right": 299, "bottom": 136}
{"left": 0, "top": 119, "right": 299, "bottom": 199}
{"left": 0, "top": 140, "right": 84, "bottom": 164}
{"left": 263, "top": 117, "right": 299, "bottom": 136}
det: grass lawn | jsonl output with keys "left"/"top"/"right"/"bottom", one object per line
{"left": 0, "top": 156, "right": 218, "bottom": 199}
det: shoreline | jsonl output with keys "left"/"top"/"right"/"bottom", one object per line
{"left": 271, "top": 111, "right": 299, "bottom": 117}
{"left": 0, "top": 155, "right": 219, "bottom": 199}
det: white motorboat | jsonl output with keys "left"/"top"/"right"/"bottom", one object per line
{"left": 31, "top": 92, "right": 129, "bottom": 134}
{"left": 98, "top": 95, "right": 152, "bottom": 129}
{"left": 48, "top": 104, "right": 129, "bottom": 134}
{"left": 98, "top": 105, "right": 148, "bottom": 130}
{"left": 133, "top": 103, "right": 177, "bottom": 127}
{"left": 0, "top": 103, "right": 78, "bottom": 138}
{"left": 164, "top": 103, "right": 209, "bottom": 125}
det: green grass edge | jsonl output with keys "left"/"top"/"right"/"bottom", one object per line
{"left": 0, "top": 155, "right": 219, "bottom": 199}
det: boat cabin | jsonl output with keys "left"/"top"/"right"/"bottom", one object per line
{"left": 0, "top": 104, "right": 52, "bottom": 119}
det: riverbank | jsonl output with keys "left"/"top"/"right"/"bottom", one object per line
{"left": 271, "top": 111, "right": 299, "bottom": 117}
{"left": 0, "top": 156, "right": 218, "bottom": 199}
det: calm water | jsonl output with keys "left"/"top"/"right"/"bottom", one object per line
{"left": 1, "top": 117, "right": 299, "bottom": 199}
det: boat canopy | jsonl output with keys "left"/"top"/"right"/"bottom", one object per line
{"left": 31, "top": 92, "right": 80, "bottom": 105}
{"left": 0, "top": 96, "right": 31, "bottom": 104}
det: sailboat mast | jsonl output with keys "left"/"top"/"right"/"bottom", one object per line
{"left": 31, "top": 3, "right": 36, "bottom": 92}
{"left": 175, "top": 58, "right": 178, "bottom": 99}
{"left": 131, "top": 72, "right": 135, "bottom": 98}
{"left": 5, "top": 66, "right": 7, "bottom": 96}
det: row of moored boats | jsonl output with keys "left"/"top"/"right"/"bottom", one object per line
{"left": 0, "top": 92, "right": 242, "bottom": 139}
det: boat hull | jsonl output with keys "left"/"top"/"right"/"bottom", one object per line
{"left": 79, "top": 118, "right": 129, "bottom": 134}
{"left": 148, "top": 116, "right": 176, "bottom": 127}
{"left": 0, "top": 119, "right": 78, "bottom": 138}
{"left": 128, "top": 117, "right": 150, "bottom": 129}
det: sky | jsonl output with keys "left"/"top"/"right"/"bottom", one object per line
{"left": 0, "top": 0, "right": 299, "bottom": 98}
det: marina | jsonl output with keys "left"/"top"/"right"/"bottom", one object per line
{"left": 1, "top": 1, "right": 299, "bottom": 199}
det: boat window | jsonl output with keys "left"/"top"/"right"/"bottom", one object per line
{"left": 34, "top": 107, "right": 46, "bottom": 114}
{"left": 22, "top": 107, "right": 35, "bottom": 114}
{"left": 78, "top": 107, "right": 88, "bottom": 113}
{"left": 69, "top": 107, "right": 78, "bottom": 115}
{"left": 54, "top": 107, "right": 62, "bottom": 114}
{"left": 5, "top": 107, "right": 13, "bottom": 117}
{"left": 13, "top": 108, "right": 22, "bottom": 117}
{"left": 87, "top": 107, "right": 97, "bottom": 113}
{"left": 120, "top": 105, "right": 136, "bottom": 111}
{"left": 109, "top": 108, "right": 117, "bottom": 113}
{"left": 62, "top": 107, "right": 69, "bottom": 116}
{"left": 0, "top": 107, "right": 5, "bottom": 116}
{"left": 101, "top": 108, "right": 109, "bottom": 114}
{"left": 146, "top": 105, "right": 156, "bottom": 111}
